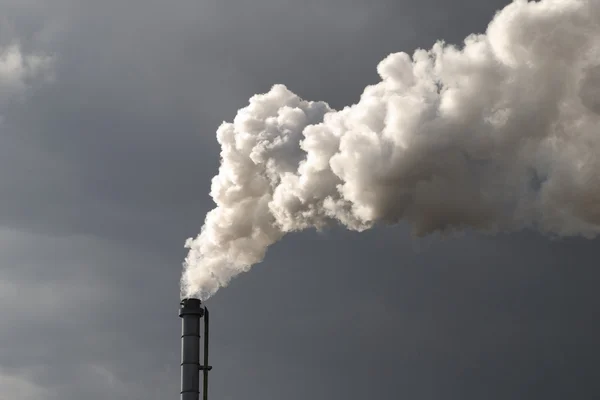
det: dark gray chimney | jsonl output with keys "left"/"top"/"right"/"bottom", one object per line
{"left": 179, "top": 298, "right": 203, "bottom": 400}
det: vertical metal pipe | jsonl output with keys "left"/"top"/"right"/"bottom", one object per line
{"left": 202, "top": 307, "right": 210, "bottom": 400}
{"left": 179, "top": 298, "right": 203, "bottom": 400}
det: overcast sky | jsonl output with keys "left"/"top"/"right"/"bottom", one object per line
{"left": 1, "top": 0, "right": 600, "bottom": 399}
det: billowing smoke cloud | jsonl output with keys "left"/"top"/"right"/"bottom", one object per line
{"left": 183, "top": 0, "right": 600, "bottom": 299}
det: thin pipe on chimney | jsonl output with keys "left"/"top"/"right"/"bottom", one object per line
{"left": 201, "top": 307, "right": 212, "bottom": 400}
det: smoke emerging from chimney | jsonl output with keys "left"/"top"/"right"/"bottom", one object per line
{"left": 183, "top": 0, "right": 600, "bottom": 299}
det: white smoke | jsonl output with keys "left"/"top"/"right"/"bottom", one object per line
{"left": 183, "top": 0, "right": 600, "bottom": 299}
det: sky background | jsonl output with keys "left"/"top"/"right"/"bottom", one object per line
{"left": 1, "top": 0, "right": 600, "bottom": 399}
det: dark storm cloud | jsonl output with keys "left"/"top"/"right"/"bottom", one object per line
{"left": 210, "top": 228, "right": 600, "bottom": 400}
{"left": 2, "top": 0, "right": 599, "bottom": 399}
{"left": 0, "top": 229, "right": 182, "bottom": 400}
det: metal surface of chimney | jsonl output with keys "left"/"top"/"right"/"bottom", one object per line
{"left": 179, "top": 298, "right": 203, "bottom": 400}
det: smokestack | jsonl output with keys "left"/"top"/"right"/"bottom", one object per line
{"left": 179, "top": 298, "right": 211, "bottom": 400}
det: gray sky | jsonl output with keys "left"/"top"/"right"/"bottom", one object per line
{"left": 1, "top": 0, "right": 599, "bottom": 399}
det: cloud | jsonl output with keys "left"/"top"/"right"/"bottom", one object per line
{"left": 0, "top": 228, "right": 181, "bottom": 400}
{"left": 0, "top": 369, "right": 48, "bottom": 400}
{"left": 0, "top": 43, "right": 52, "bottom": 107}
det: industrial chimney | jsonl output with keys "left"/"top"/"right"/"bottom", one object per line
{"left": 179, "top": 298, "right": 212, "bottom": 400}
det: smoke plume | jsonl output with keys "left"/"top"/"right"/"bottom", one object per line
{"left": 183, "top": 0, "right": 600, "bottom": 299}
